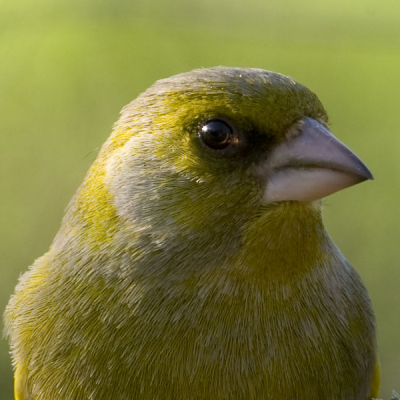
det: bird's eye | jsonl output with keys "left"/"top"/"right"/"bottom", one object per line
{"left": 200, "top": 119, "right": 232, "bottom": 150}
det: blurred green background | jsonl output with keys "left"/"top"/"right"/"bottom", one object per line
{"left": 1, "top": 0, "right": 399, "bottom": 398}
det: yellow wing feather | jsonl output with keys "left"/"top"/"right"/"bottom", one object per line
{"left": 369, "top": 360, "right": 381, "bottom": 400}
{"left": 14, "top": 365, "right": 31, "bottom": 400}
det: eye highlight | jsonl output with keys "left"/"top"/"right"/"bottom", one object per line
{"left": 199, "top": 119, "right": 232, "bottom": 150}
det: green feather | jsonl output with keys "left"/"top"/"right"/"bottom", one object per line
{"left": 5, "top": 67, "right": 378, "bottom": 400}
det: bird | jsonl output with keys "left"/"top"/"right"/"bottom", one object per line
{"left": 5, "top": 67, "right": 379, "bottom": 400}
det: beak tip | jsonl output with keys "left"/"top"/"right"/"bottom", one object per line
{"left": 359, "top": 166, "right": 374, "bottom": 181}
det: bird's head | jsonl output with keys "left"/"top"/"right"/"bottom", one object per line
{"left": 62, "top": 67, "right": 372, "bottom": 267}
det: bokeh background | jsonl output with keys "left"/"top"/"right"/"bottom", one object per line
{"left": 1, "top": 0, "right": 399, "bottom": 398}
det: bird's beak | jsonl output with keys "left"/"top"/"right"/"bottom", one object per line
{"left": 261, "top": 117, "right": 373, "bottom": 203}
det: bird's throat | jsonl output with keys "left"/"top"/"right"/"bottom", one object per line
{"left": 235, "top": 201, "right": 328, "bottom": 280}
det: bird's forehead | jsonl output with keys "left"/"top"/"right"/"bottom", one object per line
{"left": 143, "top": 67, "right": 326, "bottom": 120}
{"left": 149, "top": 68, "right": 324, "bottom": 128}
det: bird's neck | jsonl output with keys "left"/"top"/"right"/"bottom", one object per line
{"left": 124, "top": 201, "right": 332, "bottom": 285}
{"left": 54, "top": 195, "right": 330, "bottom": 286}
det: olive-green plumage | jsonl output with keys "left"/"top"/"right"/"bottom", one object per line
{"left": 5, "top": 67, "right": 379, "bottom": 400}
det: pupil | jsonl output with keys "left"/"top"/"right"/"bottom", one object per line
{"left": 204, "top": 122, "right": 228, "bottom": 142}
{"left": 201, "top": 120, "right": 232, "bottom": 149}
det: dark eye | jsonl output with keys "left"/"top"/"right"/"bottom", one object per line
{"left": 200, "top": 119, "right": 232, "bottom": 150}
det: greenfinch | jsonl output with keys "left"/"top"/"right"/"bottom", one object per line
{"left": 5, "top": 67, "right": 379, "bottom": 400}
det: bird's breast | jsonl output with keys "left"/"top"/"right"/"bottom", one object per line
{"left": 120, "top": 257, "right": 376, "bottom": 400}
